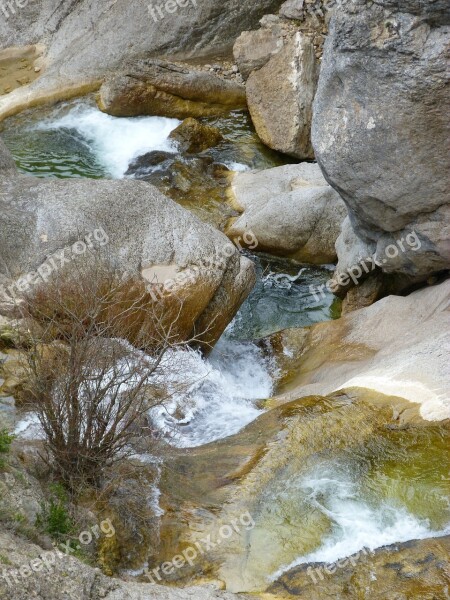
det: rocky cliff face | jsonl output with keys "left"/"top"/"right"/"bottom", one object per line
{"left": 0, "top": 0, "right": 284, "bottom": 119}
{"left": 312, "top": 0, "right": 450, "bottom": 298}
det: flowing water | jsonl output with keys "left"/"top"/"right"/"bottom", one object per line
{"left": 0, "top": 97, "right": 293, "bottom": 180}
{"left": 4, "top": 98, "right": 448, "bottom": 589}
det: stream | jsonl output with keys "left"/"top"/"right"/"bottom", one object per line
{"left": 3, "top": 98, "right": 449, "bottom": 590}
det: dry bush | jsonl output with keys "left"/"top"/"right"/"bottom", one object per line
{"left": 16, "top": 259, "right": 200, "bottom": 489}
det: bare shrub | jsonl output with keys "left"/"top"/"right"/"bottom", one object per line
{"left": 17, "top": 259, "right": 200, "bottom": 489}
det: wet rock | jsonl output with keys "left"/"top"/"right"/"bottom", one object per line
{"left": 267, "top": 536, "right": 450, "bottom": 600}
{"left": 157, "top": 387, "right": 449, "bottom": 592}
{"left": 247, "top": 33, "right": 319, "bottom": 159}
{"left": 312, "top": 0, "right": 450, "bottom": 298}
{"left": 169, "top": 118, "right": 223, "bottom": 154}
{"left": 126, "top": 149, "right": 235, "bottom": 230}
{"left": 98, "top": 60, "right": 247, "bottom": 119}
{"left": 226, "top": 163, "right": 347, "bottom": 263}
{"left": 125, "top": 150, "right": 176, "bottom": 176}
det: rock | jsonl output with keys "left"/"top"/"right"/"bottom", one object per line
{"left": 169, "top": 118, "right": 223, "bottom": 153}
{"left": 0, "top": 156, "right": 255, "bottom": 349}
{"left": 312, "top": 0, "right": 450, "bottom": 296}
{"left": 330, "top": 217, "right": 420, "bottom": 305}
{"left": 0, "top": 464, "right": 44, "bottom": 526}
{"left": 341, "top": 272, "right": 384, "bottom": 314}
{"left": 0, "top": 0, "right": 283, "bottom": 120}
{"left": 0, "top": 46, "right": 45, "bottom": 98}
{"left": 268, "top": 536, "right": 450, "bottom": 599}
{"left": 98, "top": 60, "right": 247, "bottom": 119}
{"left": 247, "top": 33, "right": 319, "bottom": 159}
{"left": 233, "top": 28, "right": 284, "bottom": 80}
{"left": 0, "top": 530, "right": 249, "bottom": 600}
{"left": 226, "top": 164, "right": 347, "bottom": 263}
{"left": 259, "top": 14, "right": 281, "bottom": 28}
{"left": 125, "top": 151, "right": 176, "bottom": 175}
{"left": 279, "top": 0, "right": 305, "bottom": 20}
{"left": 270, "top": 278, "right": 450, "bottom": 421}
{"left": 0, "top": 137, "right": 17, "bottom": 176}
{"left": 127, "top": 154, "right": 234, "bottom": 230}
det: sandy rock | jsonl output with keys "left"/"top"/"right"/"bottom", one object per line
{"left": 247, "top": 33, "right": 319, "bottom": 159}
{"left": 226, "top": 164, "right": 347, "bottom": 263}
{"left": 0, "top": 45, "right": 45, "bottom": 97}
{"left": 98, "top": 60, "right": 247, "bottom": 119}
{"left": 312, "top": 0, "right": 450, "bottom": 290}
{"left": 271, "top": 278, "right": 450, "bottom": 421}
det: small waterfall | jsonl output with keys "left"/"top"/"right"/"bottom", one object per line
{"left": 33, "top": 101, "right": 180, "bottom": 178}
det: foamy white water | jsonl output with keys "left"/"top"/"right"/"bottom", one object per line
{"left": 150, "top": 336, "right": 272, "bottom": 447}
{"left": 226, "top": 162, "right": 251, "bottom": 172}
{"left": 34, "top": 102, "right": 180, "bottom": 178}
{"left": 13, "top": 336, "right": 272, "bottom": 447}
{"left": 270, "top": 461, "right": 450, "bottom": 580}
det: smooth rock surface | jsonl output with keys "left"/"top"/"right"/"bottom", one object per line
{"left": 226, "top": 163, "right": 347, "bottom": 263}
{"left": 312, "top": 0, "right": 450, "bottom": 288}
{"left": 98, "top": 60, "right": 247, "bottom": 119}
{"left": 247, "top": 32, "right": 319, "bottom": 159}
{"left": 0, "top": 0, "right": 284, "bottom": 120}
{"left": 0, "top": 145, "right": 255, "bottom": 349}
{"left": 270, "top": 278, "right": 450, "bottom": 421}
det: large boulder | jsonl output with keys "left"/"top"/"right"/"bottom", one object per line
{"left": 312, "top": 0, "right": 450, "bottom": 297}
{"left": 270, "top": 278, "right": 450, "bottom": 421}
{"left": 98, "top": 60, "right": 247, "bottom": 119}
{"left": 247, "top": 32, "right": 319, "bottom": 159}
{"left": 0, "top": 142, "right": 255, "bottom": 349}
{"left": 0, "top": 0, "right": 284, "bottom": 121}
{"left": 233, "top": 27, "right": 284, "bottom": 80}
{"left": 226, "top": 163, "right": 347, "bottom": 263}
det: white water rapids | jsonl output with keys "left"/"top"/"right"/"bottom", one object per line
{"left": 270, "top": 461, "right": 450, "bottom": 579}
{"left": 34, "top": 102, "right": 180, "bottom": 178}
